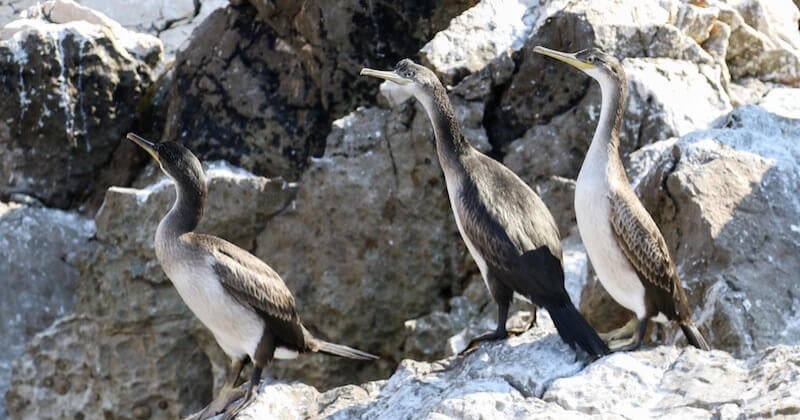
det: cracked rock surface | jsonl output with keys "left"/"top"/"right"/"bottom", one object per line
{"left": 230, "top": 313, "right": 800, "bottom": 419}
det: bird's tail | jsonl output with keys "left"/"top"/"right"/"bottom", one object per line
{"left": 546, "top": 303, "right": 609, "bottom": 357}
{"left": 315, "top": 340, "right": 380, "bottom": 360}
{"left": 680, "top": 321, "right": 710, "bottom": 351}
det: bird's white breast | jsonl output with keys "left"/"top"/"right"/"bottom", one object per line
{"left": 157, "top": 248, "right": 264, "bottom": 361}
{"left": 444, "top": 172, "right": 490, "bottom": 291}
{"left": 575, "top": 147, "right": 647, "bottom": 319}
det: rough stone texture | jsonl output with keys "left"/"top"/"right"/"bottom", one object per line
{"left": 581, "top": 105, "right": 800, "bottom": 356}
{"left": 253, "top": 105, "right": 474, "bottom": 389}
{"left": 6, "top": 163, "right": 298, "bottom": 419}
{"left": 162, "top": 0, "right": 470, "bottom": 182}
{"left": 0, "top": 0, "right": 161, "bottom": 209}
{"left": 0, "top": 203, "right": 94, "bottom": 419}
{"left": 419, "top": 0, "right": 567, "bottom": 85}
{"left": 0, "top": 0, "right": 226, "bottom": 61}
{"left": 231, "top": 318, "right": 800, "bottom": 419}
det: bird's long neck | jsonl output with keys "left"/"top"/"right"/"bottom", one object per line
{"left": 587, "top": 73, "right": 627, "bottom": 176}
{"left": 158, "top": 174, "right": 206, "bottom": 239}
{"left": 418, "top": 86, "right": 472, "bottom": 167}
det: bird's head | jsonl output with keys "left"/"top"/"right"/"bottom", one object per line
{"left": 360, "top": 59, "right": 444, "bottom": 106}
{"left": 533, "top": 46, "right": 625, "bottom": 90}
{"left": 127, "top": 133, "right": 205, "bottom": 188}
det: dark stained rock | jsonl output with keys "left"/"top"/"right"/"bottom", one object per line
{"left": 163, "top": 0, "right": 473, "bottom": 181}
{"left": 0, "top": 0, "right": 161, "bottom": 209}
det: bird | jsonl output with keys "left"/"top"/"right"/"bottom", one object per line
{"left": 126, "top": 133, "right": 379, "bottom": 419}
{"left": 360, "top": 60, "right": 609, "bottom": 358}
{"left": 533, "top": 46, "right": 710, "bottom": 351}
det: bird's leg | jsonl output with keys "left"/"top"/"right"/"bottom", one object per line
{"left": 191, "top": 358, "right": 247, "bottom": 420}
{"left": 222, "top": 365, "right": 263, "bottom": 420}
{"left": 609, "top": 319, "right": 648, "bottom": 352}
{"left": 599, "top": 317, "right": 638, "bottom": 342}
{"left": 461, "top": 301, "right": 510, "bottom": 355}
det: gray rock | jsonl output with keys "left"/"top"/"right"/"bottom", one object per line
{"left": 0, "top": 0, "right": 227, "bottom": 62}
{"left": 0, "top": 203, "right": 94, "bottom": 418}
{"left": 162, "top": 0, "right": 469, "bottom": 181}
{"left": 0, "top": 0, "right": 161, "bottom": 209}
{"left": 254, "top": 106, "right": 473, "bottom": 389}
{"left": 6, "top": 162, "right": 297, "bottom": 419}
{"left": 233, "top": 316, "right": 800, "bottom": 418}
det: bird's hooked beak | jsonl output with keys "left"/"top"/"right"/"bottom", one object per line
{"left": 360, "top": 68, "right": 412, "bottom": 85}
{"left": 127, "top": 133, "right": 160, "bottom": 164}
{"left": 533, "top": 46, "right": 594, "bottom": 70}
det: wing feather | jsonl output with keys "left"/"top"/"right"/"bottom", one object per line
{"left": 608, "top": 190, "right": 677, "bottom": 295}
{"left": 188, "top": 234, "right": 305, "bottom": 348}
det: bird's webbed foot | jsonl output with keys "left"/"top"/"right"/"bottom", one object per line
{"left": 190, "top": 385, "right": 247, "bottom": 420}
{"left": 599, "top": 318, "right": 638, "bottom": 342}
{"left": 221, "top": 384, "right": 257, "bottom": 420}
{"left": 607, "top": 319, "right": 647, "bottom": 352}
{"left": 459, "top": 328, "right": 510, "bottom": 355}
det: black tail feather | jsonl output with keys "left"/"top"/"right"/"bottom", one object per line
{"left": 546, "top": 304, "right": 609, "bottom": 357}
{"left": 680, "top": 322, "right": 710, "bottom": 351}
{"left": 315, "top": 340, "right": 380, "bottom": 360}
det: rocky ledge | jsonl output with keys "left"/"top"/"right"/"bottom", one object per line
{"left": 231, "top": 313, "right": 800, "bottom": 419}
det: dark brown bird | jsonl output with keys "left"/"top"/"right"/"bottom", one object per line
{"left": 361, "top": 61, "right": 608, "bottom": 358}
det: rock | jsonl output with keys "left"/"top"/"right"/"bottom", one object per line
{"left": 0, "top": 0, "right": 226, "bottom": 61}
{"left": 718, "top": 0, "right": 800, "bottom": 85}
{"left": 79, "top": 0, "right": 227, "bottom": 60}
{"left": 5, "top": 315, "right": 213, "bottom": 419}
{"left": 419, "top": 0, "right": 567, "bottom": 85}
{"left": 544, "top": 345, "right": 800, "bottom": 418}
{"left": 582, "top": 105, "right": 800, "bottom": 356}
{"left": 6, "top": 162, "right": 298, "bottom": 418}
{"left": 0, "top": 0, "right": 161, "bottom": 209}
{"left": 162, "top": 0, "right": 469, "bottom": 182}
{"left": 0, "top": 203, "right": 94, "bottom": 418}
{"left": 231, "top": 316, "right": 800, "bottom": 418}
{"left": 254, "top": 106, "right": 472, "bottom": 388}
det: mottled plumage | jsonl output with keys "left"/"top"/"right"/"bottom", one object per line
{"left": 534, "top": 46, "right": 709, "bottom": 351}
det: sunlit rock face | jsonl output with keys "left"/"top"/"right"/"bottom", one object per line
{"left": 228, "top": 318, "right": 800, "bottom": 419}
{"left": 0, "top": 0, "right": 161, "bottom": 209}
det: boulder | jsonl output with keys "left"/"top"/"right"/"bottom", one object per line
{"left": 6, "top": 162, "right": 298, "bottom": 419}
{"left": 231, "top": 316, "right": 800, "bottom": 418}
{"left": 0, "top": 203, "right": 94, "bottom": 418}
{"left": 0, "top": 0, "right": 162, "bottom": 209}
{"left": 162, "top": 0, "right": 470, "bottom": 182}
{"left": 0, "top": 0, "right": 227, "bottom": 62}
{"left": 253, "top": 105, "right": 473, "bottom": 389}
{"left": 581, "top": 105, "right": 800, "bottom": 357}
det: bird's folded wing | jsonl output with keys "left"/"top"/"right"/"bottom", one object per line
{"left": 184, "top": 233, "right": 302, "bottom": 326}
{"left": 609, "top": 191, "right": 677, "bottom": 294}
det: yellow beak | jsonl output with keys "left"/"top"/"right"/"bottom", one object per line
{"left": 360, "top": 68, "right": 412, "bottom": 85}
{"left": 533, "top": 46, "right": 595, "bottom": 70}
{"left": 127, "top": 133, "right": 160, "bottom": 164}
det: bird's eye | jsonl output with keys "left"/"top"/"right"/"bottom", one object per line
{"left": 404, "top": 71, "right": 414, "bottom": 78}
{"left": 587, "top": 56, "right": 595, "bottom": 63}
